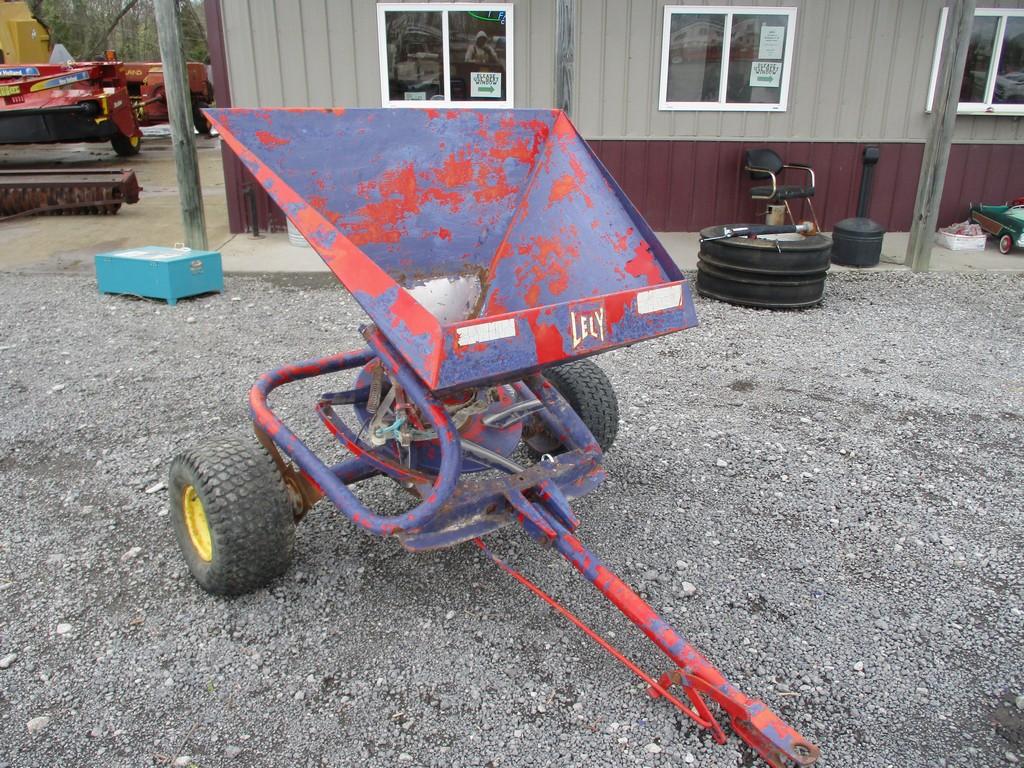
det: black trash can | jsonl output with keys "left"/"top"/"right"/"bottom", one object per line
{"left": 831, "top": 218, "right": 884, "bottom": 267}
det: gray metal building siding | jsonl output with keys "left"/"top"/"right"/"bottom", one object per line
{"left": 573, "top": 0, "right": 1024, "bottom": 142}
{"left": 220, "top": 0, "right": 555, "bottom": 110}
{"left": 219, "top": 0, "right": 1024, "bottom": 142}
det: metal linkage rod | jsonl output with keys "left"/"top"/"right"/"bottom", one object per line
{"left": 503, "top": 492, "right": 820, "bottom": 768}
{"left": 247, "top": 332, "right": 463, "bottom": 536}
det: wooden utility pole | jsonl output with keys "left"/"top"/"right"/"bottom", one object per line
{"left": 555, "top": 0, "right": 575, "bottom": 116}
{"left": 154, "top": 0, "right": 208, "bottom": 250}
{"left": 905, "top": 0, "right": 974, "bottom": 271}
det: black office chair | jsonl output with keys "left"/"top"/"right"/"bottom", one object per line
{"left": 744, "top": 148, "right": 819, "bottom": 230}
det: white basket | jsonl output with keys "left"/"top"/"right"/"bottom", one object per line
{"left": 286, "top": 219, "right": 311, "bottom": 248}
{"left": 935, "top": 230, "right": 986, "bottom": 251}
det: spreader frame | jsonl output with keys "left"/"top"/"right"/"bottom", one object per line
{"left": 203, "top": 105, "right": 822, "bottom": 767}
{"left": 247, "top": 334, "right": 820, "bottom": 768}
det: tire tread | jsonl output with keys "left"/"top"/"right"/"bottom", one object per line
{"left": 168, "top": 437, "right": 294, "bottom": 596}
{"left": 541, "top": 360, "right": 619, "bottom": 453}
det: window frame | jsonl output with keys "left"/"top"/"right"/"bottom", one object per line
{"left": 658, "top": 5, "right": 797, "bottom": 112}
{"left": 927, "top": 7, "right": 1024, "bottom": 115}
{"left": 376, "top": 2, "right": 514, "bottom": 109}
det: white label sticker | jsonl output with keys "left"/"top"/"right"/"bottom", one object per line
{"left": 456, "top": 318, "right": 516, "bottom": 346}
{"left": 636, "top": 284, "right": 683, "bottom": 315}
{"left": 750, "top": 61, "right": 782, "bottom": 88}
{"left": 470, "top": 71, "right": 502, "bottom": 98}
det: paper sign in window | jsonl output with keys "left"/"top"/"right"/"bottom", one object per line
{"left": 750, "top": 61, "right": 782, "bottom": 88}
{"left": 759, "top": 26, "right": 786, "bottom": 59}
{"left": 470, "top": 71, "right": 502, "bottom": 98}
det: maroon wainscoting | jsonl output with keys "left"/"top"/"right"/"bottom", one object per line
{"left": 589, "top": 139, "right": 1024, "bottom": 233}
{"left": 939, "top": 143, "right": 1024, "bottom": 226}
{"left": 208, "top": 105, "right": 1024, "bottom": 234}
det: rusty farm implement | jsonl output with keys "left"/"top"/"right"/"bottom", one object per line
{"left": 167, "top": 107, "right": 820, "bottom": 767}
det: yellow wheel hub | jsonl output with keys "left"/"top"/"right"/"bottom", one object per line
{"left": 182, "top": 485, "right": 213, "bottom": 562}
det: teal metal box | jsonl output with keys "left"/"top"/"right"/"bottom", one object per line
{"left": 95, "top": 246, "right": 223, "bottom": 305}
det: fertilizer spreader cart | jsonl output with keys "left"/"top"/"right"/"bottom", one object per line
{"left": 168, "top": 107, "right": 821, "bottom": 768}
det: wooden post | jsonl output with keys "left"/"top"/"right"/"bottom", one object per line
{"left": 905, "top": 0, "right": 974, "bottom": 271}
{"left": 555, "top": 0, "right": 575, "bottom": 116}
{"left": 154, "top": 0, "right": 208, "bottom": 250}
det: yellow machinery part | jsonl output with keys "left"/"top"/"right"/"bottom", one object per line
{"left": 181, "top": 485, "right": 213, "bottom": 562}
{"left": 0, "top": 2, "right": 51, "bottom": 64}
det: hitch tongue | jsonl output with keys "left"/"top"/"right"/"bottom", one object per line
{"left": 652, "top": 668, "right": 820, "bottom": 768}
{"left": 494, "top": 492, "right": 821, "bottom": 768}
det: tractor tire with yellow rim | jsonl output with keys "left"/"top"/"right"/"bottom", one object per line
{"left": 168, "top": 437, "right": 294, "bottom": 595}
{"left": 111, "top": 133, "right": 142, "bottom": 157}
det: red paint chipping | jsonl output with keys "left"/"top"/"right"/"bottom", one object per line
{"left": 625, "top": 241, "right": 663, "bottom": 285}
{"left": 512, "top": 233, "right": 579, "bottom": 301}
{"left": 546, "top": 152, "right": 593, "bottom": 209}
{"left": 603, "top": 230, "right": 630, "bottom": 253}
{"left": 605, "top": 291, "right": 631, "bottom": 326}
{"left": 388, "top": 290, "right": 441, "bottom": 373}
{"left": 473, "top": 165, "right": 517, "bottom": 204}
{"left": 553, "top": 113, "right": 575, "bottom": 138}
{"left": 524, "top": 283, "right": 540, "bottom": 306}
{"left": 346, "top": 164, "right": 420, "bottom": 246}
{"left": 255, "top": 130, "right": 289, "bottom": 147}
{"left": 434, "top": 151, "right": 475, "bottom": 188}
{"left": 486, "top": 118, "right": 544, "bottom": 165}
{"left": 549, "top": 174, "right": 576, "bottom": 204}
{"left": 530, "top": 318, "right": 565, "bottom": 365}
{"left": 421, "top": 187, "right": 464, "bottom": 211}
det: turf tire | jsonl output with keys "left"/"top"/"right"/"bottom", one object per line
{"left": 524, "top": 359, "right": 619, "bottom": 457}
{"left": 168, "top": 436, "right": 294, "bottom": 596}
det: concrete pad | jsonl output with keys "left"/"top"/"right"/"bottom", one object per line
{"left": 880, "top": 230, "right": 1024, "bottom": 272}
{"left": 658, "top": 228, "right": 1023, "bottom": 273}
{"left": 0, "top": 135, "right": 229, "bottom": 273}
{"left": 220, "top": 232, "right": 329, "bottom": 272}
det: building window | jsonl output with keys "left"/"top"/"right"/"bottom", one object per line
{"left": 928, "top": 8, "right": 1024, "bottom": 115}
{"left": 377, "top": 3, "right": 513, "bottom": 108}
{"left": 658, "top": 6, "right": 797, "bottom": 112}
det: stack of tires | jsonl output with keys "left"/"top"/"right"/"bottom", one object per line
{"left": 696, "top": 225, "right": 832, "bottom": 309}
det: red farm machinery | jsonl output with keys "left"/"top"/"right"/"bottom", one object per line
{"left": 121, "top": 60, "right": 214, "bottom": 134}
{"left": 0, "top": 58, "right": 211, "bottom": 219}
{"left": 0, "top": 61, "right": 142, "bottom": 155}
{"left": 0, "top": 59, "right": 213, "bottom": 154}
{"left": 167, "top": 107, "right": 822, "bottom": 768}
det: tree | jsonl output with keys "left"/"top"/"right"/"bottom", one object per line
{"left": 35, "top": 0, "right": 208, "bottom": 62}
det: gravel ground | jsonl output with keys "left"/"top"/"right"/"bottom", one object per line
{"left": 0, "top": 270, "right": 1022, "bottom": 768}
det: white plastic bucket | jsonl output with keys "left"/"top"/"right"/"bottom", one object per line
{"left": 286, "top": 219, "right": 311, "bottom": 248}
